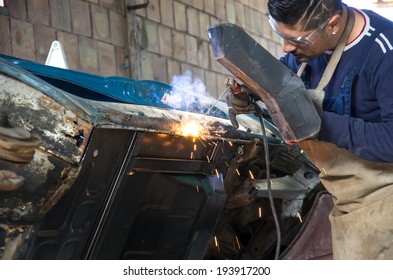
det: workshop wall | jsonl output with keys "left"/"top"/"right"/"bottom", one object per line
{"left": 0, "top": 0, "right": 129, "bottom": 77}
{"left": 0, "top": 0, "right": 283, "bottom": 98}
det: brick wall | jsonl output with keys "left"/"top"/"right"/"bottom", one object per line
{"left": 0, "top": 0, "right": 283, "bottom": 98}
{"left": 127, "top": 0, "right": 284, "bottom": 98}
{"left": 0, "top": 0, "right": 129, "bottom": 77}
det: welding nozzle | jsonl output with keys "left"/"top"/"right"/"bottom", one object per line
{"left": 225, "top": 77, "right": 242, "bottom": 94}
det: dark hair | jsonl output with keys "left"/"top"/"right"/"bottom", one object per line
{"left": 267, "top": 0, "right": 342, "bottom": 31}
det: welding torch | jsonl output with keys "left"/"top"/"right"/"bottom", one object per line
{"left": 225, "top": 77, "right": 264, "bottom": 129}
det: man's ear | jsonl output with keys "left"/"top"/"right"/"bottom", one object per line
{"left": 328, "top": 14, "right": 342, "bottom": 35}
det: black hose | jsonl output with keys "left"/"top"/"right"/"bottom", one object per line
{"left": 255, "top": 103, "right": 281, "bottom": 260}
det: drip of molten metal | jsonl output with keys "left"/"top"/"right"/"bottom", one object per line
{"left": 296, "top": 212, "right": 303, "bottom": 223}
{"left": 214, "top": 235, "right": 220, "bottom": 252}
{"left": 235, "top": 235, "right": 241, "bottom": 250}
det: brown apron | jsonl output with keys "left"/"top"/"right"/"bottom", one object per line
{"left": 300, "top": 140, "right": 393, "bottom": 259}
{"left": 298, "top": 8, "right": 393, "bottom": 259}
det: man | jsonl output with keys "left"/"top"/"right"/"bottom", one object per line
{"left": 228, "top": 0, "right": 393, "bottom": 259}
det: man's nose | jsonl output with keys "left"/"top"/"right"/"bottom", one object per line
{"left": 282, "top": 40, "right": 298, "bottom": 53}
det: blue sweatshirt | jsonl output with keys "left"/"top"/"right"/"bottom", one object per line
{"left": 280, "top": 9, "right": 393, "bottom": 163}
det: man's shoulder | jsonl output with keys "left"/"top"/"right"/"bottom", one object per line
{"left": 362, "top": 9, "right": 393, "bottom": 32}
{"left": 356, "top": 9, "right": 393, "bottom": 56}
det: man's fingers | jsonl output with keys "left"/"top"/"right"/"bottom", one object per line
{"left": 228, "top": 108, "right": 239, "bottom": 129}
{"left": 230, "top": 96, "right": 250, "bottom": 107}
{"left": 231, "top": 104, "right": 256, "bottom": 114}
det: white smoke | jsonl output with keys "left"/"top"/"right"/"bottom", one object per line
{"left": 161, "top": 70, "right": 212, "bottom": 112}
{"left": 171, "top": 70, "right": 208, "bottom": 97}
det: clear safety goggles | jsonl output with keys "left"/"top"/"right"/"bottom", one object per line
{"left": 269, "top": 15, "right": 332, "bottom": 47}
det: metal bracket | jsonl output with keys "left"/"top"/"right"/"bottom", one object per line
{"left": 45, "top": 41, "right": 69, "bottom": 69}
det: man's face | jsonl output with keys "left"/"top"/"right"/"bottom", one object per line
{"left": 270, "top": 17, "right": 331, "bottom": 62}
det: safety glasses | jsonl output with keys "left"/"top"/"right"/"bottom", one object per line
{"left": 269, "top": 16, "right": 332, "bottom": 47}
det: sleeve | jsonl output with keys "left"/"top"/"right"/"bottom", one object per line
{"left": 279, "top": 54, "right": 299, "bottom": 72}
{"left": 318, "top": 41, "right": 393, "bottom": 163}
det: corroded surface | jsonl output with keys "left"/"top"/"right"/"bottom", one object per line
{"left": 0, "top": 73, "right": 92, "bottom": 163}
{"left": 0, "top": 73, "right": 90, "bottom": 224}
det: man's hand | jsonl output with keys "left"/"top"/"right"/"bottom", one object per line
{"left": 225, "top": 77, "right": 256, "bottom": 129}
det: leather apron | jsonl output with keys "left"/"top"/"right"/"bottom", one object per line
{"left": 299, "top": 8, "right": 393, "bottom": 259}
